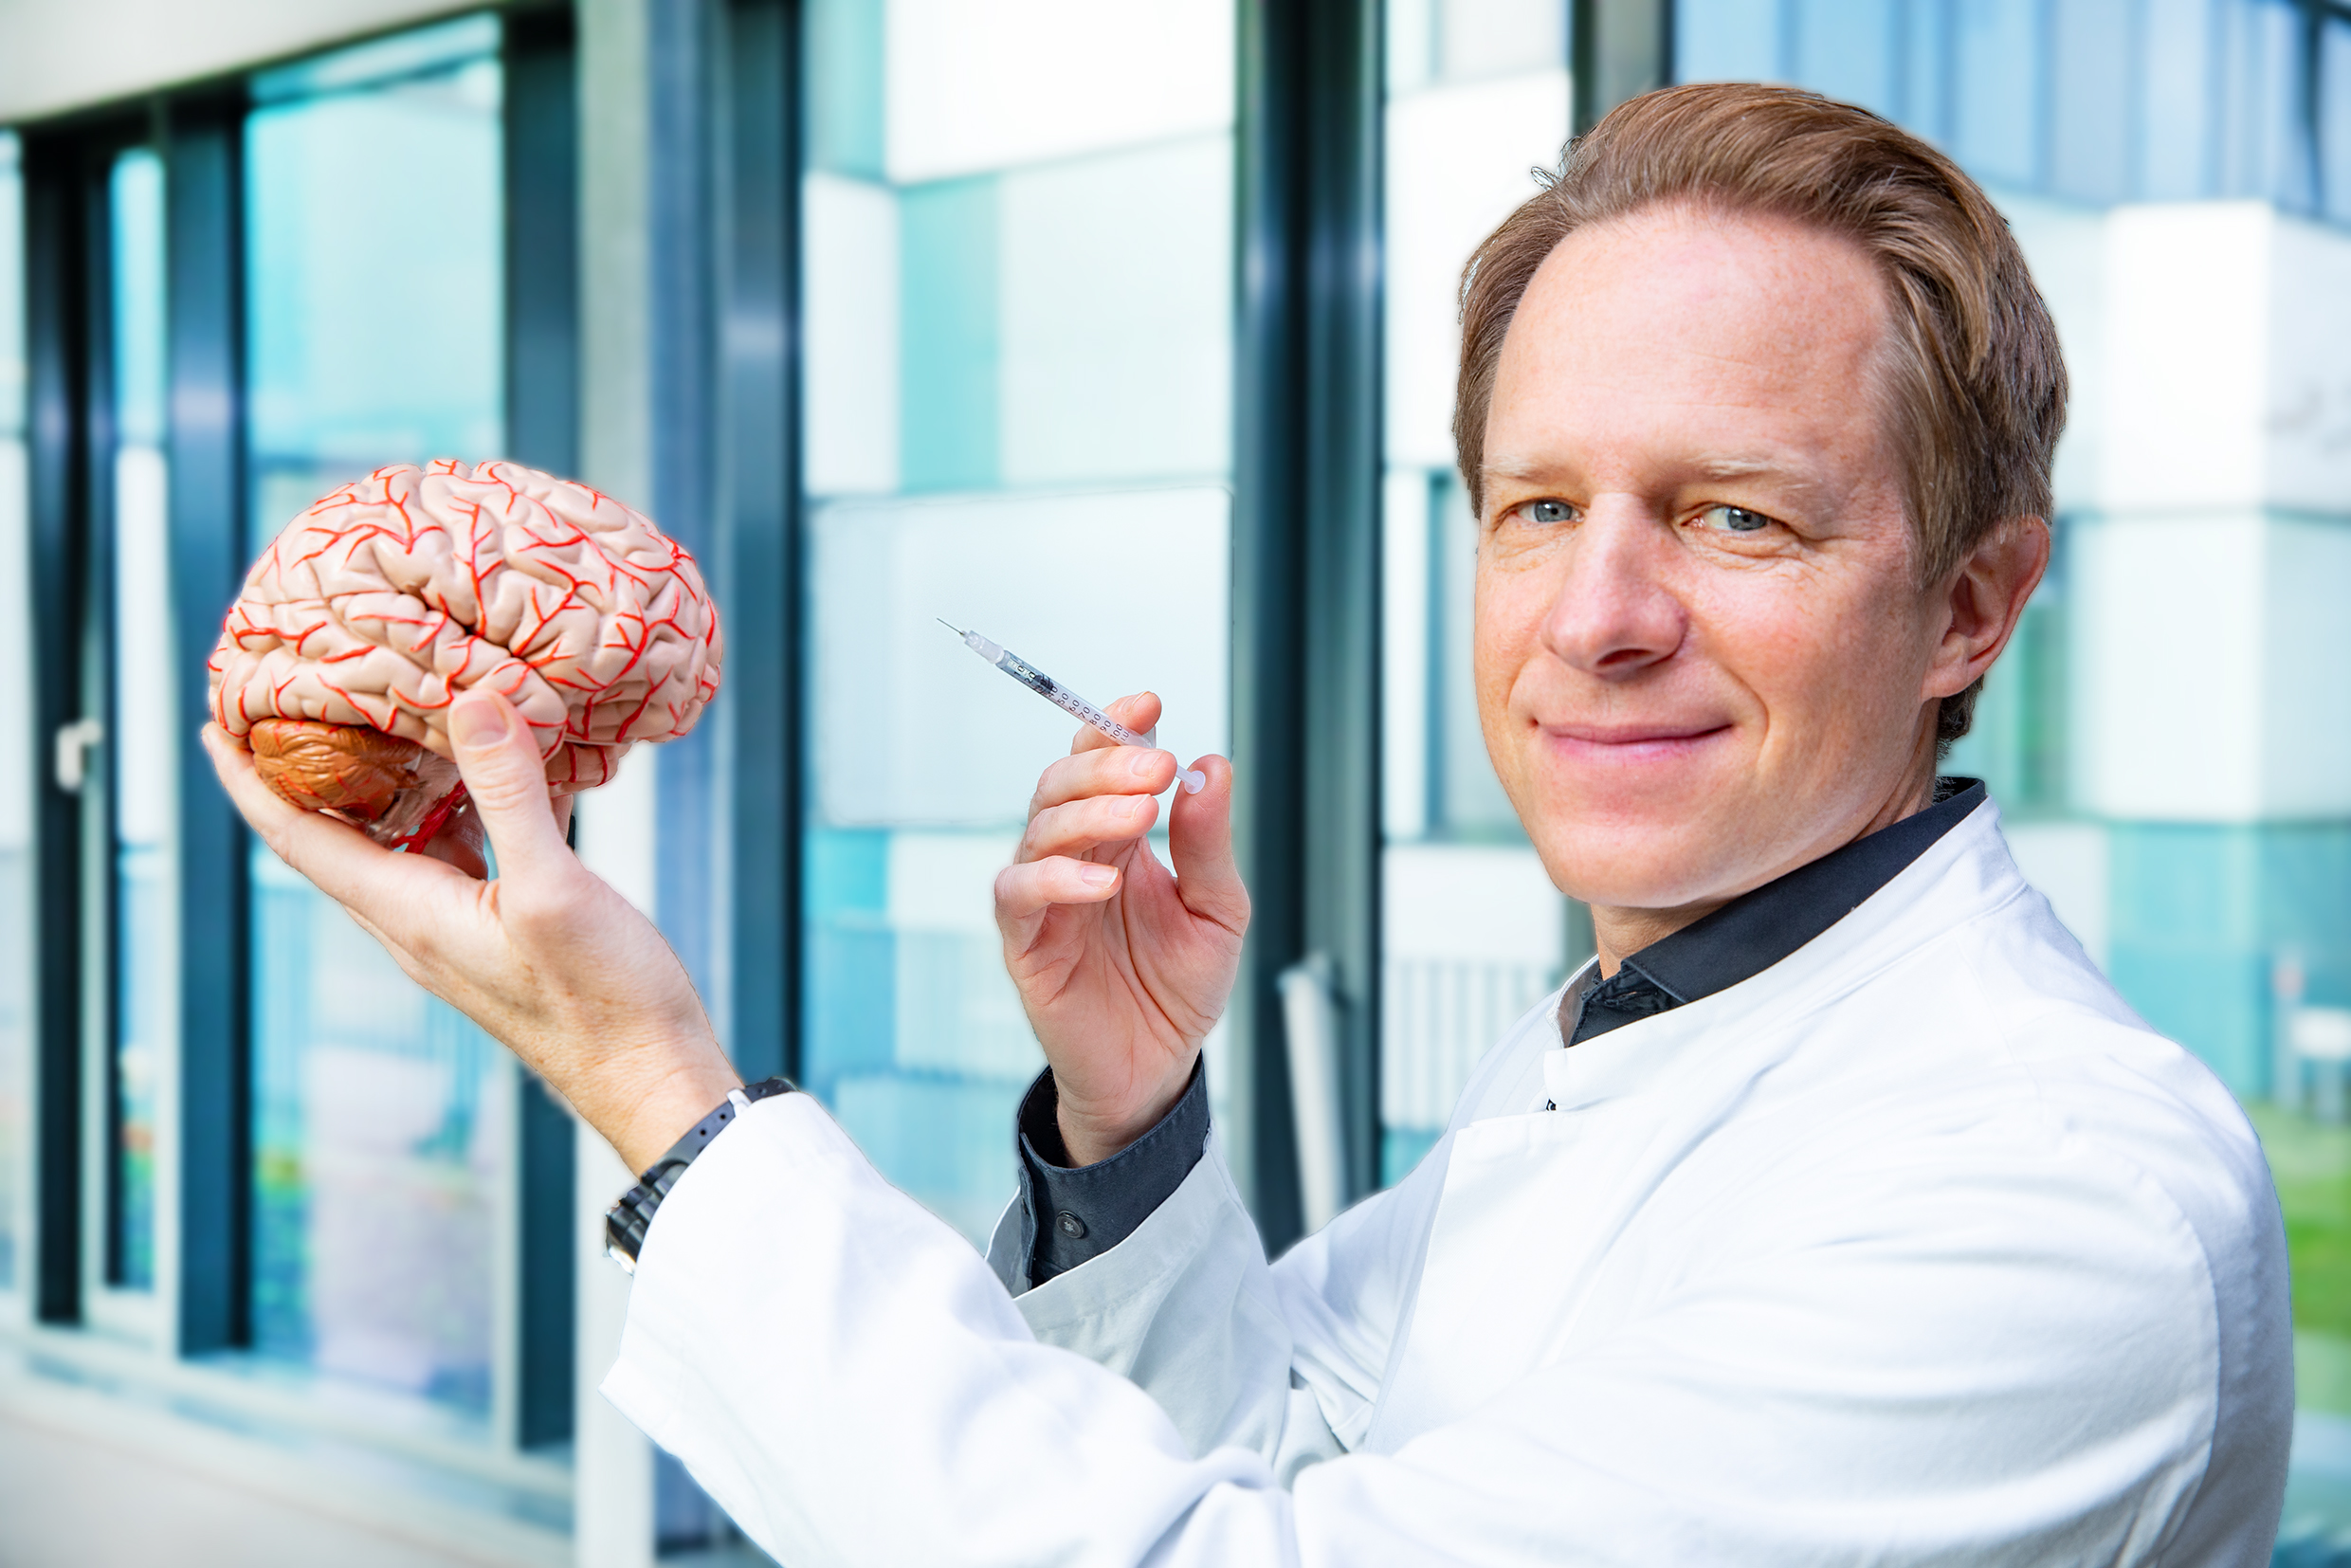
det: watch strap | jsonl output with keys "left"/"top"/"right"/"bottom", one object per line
{"left": 605, "top": 1076, "right": 797, "bottom": 1271}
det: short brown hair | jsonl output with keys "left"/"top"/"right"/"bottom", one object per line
{"left": 1454, "top": 82, "right": 2067, "bottom": 744}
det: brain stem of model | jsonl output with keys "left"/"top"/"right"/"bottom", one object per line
{"left": 210, "top": 460, "right": 723, "bottom": 850}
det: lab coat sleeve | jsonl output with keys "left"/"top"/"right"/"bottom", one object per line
{"left": 604, "top": 1091, "right": 2267, "bottom": 1567}
{"left": 986, "top": 1121, "right": 1449, "bottom": 1468}
{"left": 982, "top": 1141, "right": 1331, "bottom": 1477}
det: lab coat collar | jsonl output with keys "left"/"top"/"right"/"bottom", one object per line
{"left": 1539, "top": 792, "right": 2022, "bottom": 1114}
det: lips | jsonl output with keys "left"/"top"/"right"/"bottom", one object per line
{"left": 1540, "top": 720, "right": 1734, "bottom": 765}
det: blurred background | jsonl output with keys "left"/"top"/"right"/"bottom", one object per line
{"left": 1, "top": 0, "right": 2349, "bottom": 1562}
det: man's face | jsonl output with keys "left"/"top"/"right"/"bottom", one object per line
{"left": 1476, "top": 203, "right": 1948, "bottom": 914}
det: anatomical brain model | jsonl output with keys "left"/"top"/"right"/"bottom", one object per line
{"left": 210, "top": 460, "right": 722, "bottom": 849}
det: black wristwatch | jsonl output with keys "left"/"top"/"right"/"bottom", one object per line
{"left": 605, "top": 1076, "right": 798, "bottom": 1272}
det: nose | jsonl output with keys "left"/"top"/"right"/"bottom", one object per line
{"left": 1538, "top": 499, "right": 1688, "bottom": 679}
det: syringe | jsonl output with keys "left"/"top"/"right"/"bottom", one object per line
{"left": 941, "top": 620, "right": 1206, "bottom": 794}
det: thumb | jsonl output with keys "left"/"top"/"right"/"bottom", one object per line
{"left": 1167, "top": 755, "right": 1248, "bottom": 934}
{"left": 447, "top": 690, "right": 568, "bottom": 882}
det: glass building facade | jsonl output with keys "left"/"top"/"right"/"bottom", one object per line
{"left": 797, "top": 0, "right": 1237, "bottom": 1244}
{"left": 3, "top": 0, "right": 2351, "bottom": 1559}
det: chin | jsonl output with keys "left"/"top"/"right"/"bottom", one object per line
{"left": 1534, "top": 830, "right": 1750, "bottom": 911}
{"left": 1515, "top": 775, "right": 1759, "bottom": 911}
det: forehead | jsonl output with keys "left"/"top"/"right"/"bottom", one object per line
{"left": 1485, "top": 203, "right": 1895, "bottom": 486}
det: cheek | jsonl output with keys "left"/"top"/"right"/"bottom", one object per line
{"left": 1471, "top": 562, "right": 1545, "bottom": 711}
{"left": 1688, "top": 567, "right": 1924, "bottom": 733}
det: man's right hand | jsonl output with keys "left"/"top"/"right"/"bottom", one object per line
{"left": 993, "top": 691, "right": 1249, "bottom": 1167}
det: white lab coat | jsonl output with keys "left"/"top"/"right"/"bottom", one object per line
{"left": 605, "top": 799, "right": 2291, "bottom": 1565}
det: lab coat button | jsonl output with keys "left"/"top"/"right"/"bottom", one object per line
{"left": 1055, "top": 1211, "right": 1088, "bottom": 1239}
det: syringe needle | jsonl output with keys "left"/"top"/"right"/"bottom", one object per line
{"left": 944, "top": 622, "right": 1206, "bottom": 794}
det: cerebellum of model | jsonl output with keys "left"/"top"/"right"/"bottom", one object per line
{"left": 210, "top": 459, "right": 723, "bottom": 849}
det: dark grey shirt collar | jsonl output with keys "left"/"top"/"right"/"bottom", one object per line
{"left": 1020, "top": 777, "right": 1989, "bottom": 1285}
{"left": 1566, "top": 777, "right": 1987, "bottom": 1046}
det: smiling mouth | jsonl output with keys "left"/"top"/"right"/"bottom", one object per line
{"left": 1537, "top": 721, "right": 1736, "bottom": 770}
{"left": 1543, "top": 721, "right": 1733, "bottom": 747}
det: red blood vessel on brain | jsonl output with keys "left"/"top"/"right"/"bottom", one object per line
{"left": 210, "top": 459, "right": 722, "bottom": 848}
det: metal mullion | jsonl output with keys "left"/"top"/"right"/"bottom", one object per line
{"left": 166, "top": 92, "right": 251, "bottom": 1358}
{"left": 1233, "top": 0, "right": 1384, "bottom": 1250}
{"left": 719, "top": 0, "right": 800, "bottom": 1090}
{"left": 21, "top": 129, "right": 91, "bottom": 1325}
{"left": 80, "top": 137, "right": 121, "bottom": 1303}
{"left": 502, "top": 2, "right": 579, "bottom": 1450}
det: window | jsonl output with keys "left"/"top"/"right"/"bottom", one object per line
{"left": 241, "top": 15, "right": 511, "bottom": 1415}
{"left": 1377, "top": 0, "right": 1580, "bottom": 1185}
{"left": 101, "top": 145, "right": 170, "bottom": 1299}
{"left": 797, "top": 0, "right": 1237, "bottom": 1244}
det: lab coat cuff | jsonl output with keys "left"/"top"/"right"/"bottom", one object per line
{"left": 1017, "top": 1059, "right": 1211, "bottom": 1287}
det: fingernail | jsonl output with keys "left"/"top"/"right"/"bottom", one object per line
{"left": 1127, "top": 750, "right": 1158, "bottom": 779}
{"left": 1080, "top": 864, "right": 1117, "bottom": 889}
{"left": 449, "top": 696, "right": 508, "bottom": 748}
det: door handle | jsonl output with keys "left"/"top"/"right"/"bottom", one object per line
{"left": 53, "top": 717, "right": 103, "bottom": 794}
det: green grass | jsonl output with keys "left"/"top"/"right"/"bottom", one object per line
{"left": 2247, "top": 1103, "right": 2351, "bottom": 1413}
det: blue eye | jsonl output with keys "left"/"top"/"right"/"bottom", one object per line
{"left": 1701, "top": 504, "right": 1773, "bottom": 534}
{"left": 1520, "top": 500, "right": 1575, "bottom": 525}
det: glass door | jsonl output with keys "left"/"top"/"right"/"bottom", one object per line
{"left": 1376, "top": 0, "right": 1584, "bottom": 1184}
{"left": 797, "top": 0, "right": 1239, "bottom": 1242}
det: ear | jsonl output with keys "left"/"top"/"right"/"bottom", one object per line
{"left": 1922, "top": 516, "right": 2051, "bottom": 702}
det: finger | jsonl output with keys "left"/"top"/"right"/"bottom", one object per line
{"left": 204, "top": 724, "right": 454, "bottom": 911}
{"left": 446, "top": 690, "right": 571, "bottom": 885}
{"left": 1017, "top": 793, "right": 1159, "bottom": 866}
{"left": 995, "top": 856, "right": 1121, "bottom": 923}
{"left": 1071, "top": 691, "right": 1163, "bottom": 756}
{"left": 420, "top": 797, "right": 488, "bottom": 879}
{"left": 1029, "top": 743, "right": 1177, "bottom": 816}
{"left": 1167, "top": 755, "right": 1248, "bottom": 932}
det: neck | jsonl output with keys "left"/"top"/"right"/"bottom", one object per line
{"left": 1587, "top": 748, "right": 1941, "bottom": 978}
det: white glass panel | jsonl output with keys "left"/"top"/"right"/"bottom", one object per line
{"left": 243, "top": 31, "right": 507, "bottom": 1413}
{"left": 803, "top": 1, "right": 1236, "bottom": 1244}
{"left": 884, "top": 0, "right": 1232, "bottom": 183}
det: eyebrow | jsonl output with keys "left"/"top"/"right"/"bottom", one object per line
{"left": 1480, "top": 451, "right": 1831, "bottom": 497}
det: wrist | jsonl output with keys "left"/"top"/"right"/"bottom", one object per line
{"left": 1055, "top": 1062, "right": 1195, "bottom": 1167}
{"left": 587, "top": 1045, "right": 742, "bottom": 1173}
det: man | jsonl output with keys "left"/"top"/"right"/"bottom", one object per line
{"left": 211, "top": 84, "right": 2290, "bottom": 1563}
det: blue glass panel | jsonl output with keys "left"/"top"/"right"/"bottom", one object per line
{"left": 1676, "top": 0, "right": 1787, "bottom": 83}
{"left": 2214, "top": 0, "right": 2313, "bottom": 210}
{"left": 241, "top": 27, "right": 506, "bottom": 1413}
{"left": 2140, "top": 0, "right": 2218, "bottom": 198}
{"left": 1792, "top": 0, "right": 1900, "bottom": 118}
{"left": 2106, "top": 824, "right": 2351, "bottom": 1102}
{"left": 2050, "top": 0, "right": 2135, "bottom": 203}
{"left": 808, "top": 0, "right": 886, "bottom": 178}
{"left": 250, "top": 850, "right": 502, "bottom": 1412}
{"left": 1952, "top": 0, "right": 2045, "bottom": 187}
{"left": 245, "top": 48, "right": 502, "bottom": 545}
{"left": 897, "top": 176, "right": 1001, "bottom": 494}
{"left": 2326, "top": 19, "right": 2351, "bottom": 224}
{"left": 1901, "top": 0, "right": 1953, "bottom": 145}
